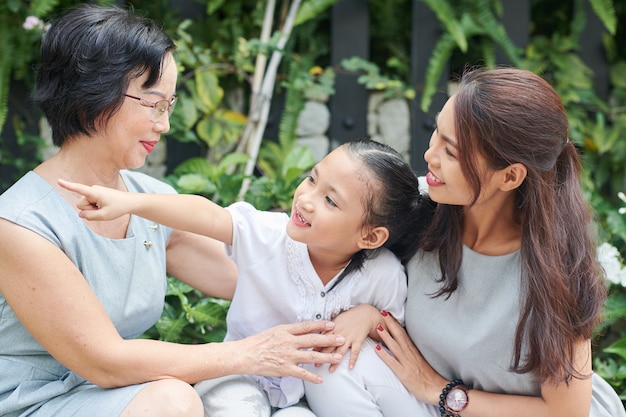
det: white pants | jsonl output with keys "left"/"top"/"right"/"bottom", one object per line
{"left": 303, "top": 339, "right": 436, "bottom": 417}
{"left": 195, "top": 374, "right": 315, "bottom": 417}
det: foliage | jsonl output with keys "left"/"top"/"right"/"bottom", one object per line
{"left": 0, "top": 116, "right": 45, "bottom": 192}
{"left": 0, "top": 0, "right": 118, "bottom": 135}
{"left": 165, "top": 143, "right": 314, "bottom": 212}
{"left": 142, "top": 277, "right": 230, "bottom": 343}
{"left": 253, "top": 145, "right": 315, "bottom": 211}
{"left": 595, "top": 244, "right": 626, "bottom": 401}
{"left": 368, "top": 0, "right": 412, "bottom": 83}
{"left": 417, "top": 0, "right": 523, "bottom": 111}
{"left": 170, "top": 19, "right": 249, "bottom": 165}
{"left": 341, "top": 57, "right": 415, "bottom": 100}
{"left": 0, "top": 0, "right": 53, "bottom": 136}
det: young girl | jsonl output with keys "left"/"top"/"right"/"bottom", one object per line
{"left": 59, "top": 139, "right": 432, "bottom": 417}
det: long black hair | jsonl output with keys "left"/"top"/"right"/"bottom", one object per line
{"left": 330, "top": 138, "right": 434, "bottom": 290}
{"left": 421, "top": 68, "right": 606, "bottom": 383}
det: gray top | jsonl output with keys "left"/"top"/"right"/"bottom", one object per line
{"left": 0, "top": 171, "right": 174, "bottom": 416}
{"left": 406, "top": 246, "right": 625, "bottom": 416}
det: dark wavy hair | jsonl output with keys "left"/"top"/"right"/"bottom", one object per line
{"left": 329, "top": 138, "right": 434, "bottom": 291}
{"left": 32, "top": 4, "right": 176, "bottom": 146}
{"left": 421, "top": 67, "right": 606, "bottom": 384}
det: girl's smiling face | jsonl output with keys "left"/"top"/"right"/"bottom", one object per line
{"left": 287, "top": 146, "right": 378, "bottom": 259}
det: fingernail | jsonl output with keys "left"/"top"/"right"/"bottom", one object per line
{"left": 375, "top": 344, "right": 382, "bottom": 351}
{"left": 325, "top": 321, "right": 335, "bottom": 329}
{"left": 381, "top": 310, "right": 388, "bottom": 317}
{"left": 336, "top": 336, "right": 345, "bottom": 344}
{"left": 333, "top": 353, "right": 342, "bottom": 361}
{"left": 377, "top": 325, "right": 384, "bottom": 332}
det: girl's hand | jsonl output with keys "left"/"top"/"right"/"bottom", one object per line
{"left": 58, "top": 179, "right": 131, "bottom": 221}
{"left": 375, "top": 310, "right": 447, "bottom": 405}
{"left": 314, "top": 304, "right": 382, "bottom": 371}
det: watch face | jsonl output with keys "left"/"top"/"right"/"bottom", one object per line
{"left": 446, "top": 387, "right": 468, "bottom": 412}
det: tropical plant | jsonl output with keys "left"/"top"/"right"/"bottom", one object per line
{"left": 417, "top": 0, "right": 523, "bottom": 111}
{"left": 417, "top": 0, "right": 616, "bottom": 113}
{"left": 340, "top": 56, "right": 415, "bottom": 101}
{"left": 141, "top": 277, "right": 230, "bottom": 343}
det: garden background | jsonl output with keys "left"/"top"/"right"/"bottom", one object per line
{"left": 2, "top": 0, "right": 626, "bottom": 406}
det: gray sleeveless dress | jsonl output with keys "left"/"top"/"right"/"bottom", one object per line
{"left": 405, "top": 247, "right": 625, "bottom": 416}
{"left": 0, "top": 170, "right": 174, "bottom": 416}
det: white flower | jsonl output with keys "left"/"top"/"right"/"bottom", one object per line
{"left": 597, "top": 242, "right": 626, "bottom": 287}
{"left": 23, "top": 16, "right": 44, "bottom": 31}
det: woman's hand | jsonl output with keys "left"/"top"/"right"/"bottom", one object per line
{"left": 232, "top": 321, "right": 345, "bottom": 384}
{"left": 375, "top": 310, "right": 447, "bottom": 405}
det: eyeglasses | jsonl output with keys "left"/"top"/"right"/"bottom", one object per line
{"left": 123, "top": 93, "right": 178, "bottom": 122}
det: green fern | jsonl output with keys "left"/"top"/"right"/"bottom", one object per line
{"left": 588, "top": 0, "right": 617, "bottom": 35}
{"left": 421, "top": 33, "right": 457, "bottom": 112}
{"left": 419, "top": 0, "right": 468, "bottom": 52}
{"left": 474, "top": 5, "right": 522, "bottom": 66}
{"left": 278, "top": 60, "right": 307, "bottom": 150}
{"left": 418, "top": 0, "right": 523, "bottom": 112}
{"left": 571, "top": 0, "right": 589, "bottom": 41}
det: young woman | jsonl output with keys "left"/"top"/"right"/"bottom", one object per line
{"left": 59, "top": 138, "right": 431, "bottom": 417}
{"left": 0, "top": 5, "right": 345, "bottom": 417}
{"left": 315, "top": 67, "right": 625, "bottom": 417}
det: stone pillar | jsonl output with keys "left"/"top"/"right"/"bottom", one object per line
{"left": 295, "top": 99, "right": 331, "bottom": 162}
{"left": 367, "top": 92, "right": 411, "bottom": 162}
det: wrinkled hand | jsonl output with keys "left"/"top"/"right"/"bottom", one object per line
{"left": 58, "top": 179, "right": 131, "bottom": 221}
{"left": 238, "top": 321, "right": 345, "bottom": 384}
{"left": 314, "top": 304, "right": 381, "bottom": 371}
{"left": 374, "top": 311, "right": 447, "bottom": 404}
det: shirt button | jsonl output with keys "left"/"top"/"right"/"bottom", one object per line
{"left": 315, "top": 313, "right": 322, "bottom": 320}
{"left": 320, "top": 291, "right": 326, "bottom": 297}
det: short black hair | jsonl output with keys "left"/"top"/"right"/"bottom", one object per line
{"left": 33, "top": 4, "right": 176, "bottom": 146}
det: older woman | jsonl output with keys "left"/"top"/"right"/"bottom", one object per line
{"left": 0, "top": 5, "right": 343, "bottom": 417}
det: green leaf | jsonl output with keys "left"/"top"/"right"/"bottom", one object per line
{"left": 295, "top": 0, "right": 339, "bottom": 26}
{"left": 174, "top": 158, "right": 214, "bottom": 177}
{"left": 176, "top": 91, "right": 199, "bottom": 130}
{"left": 282, "top": 147, "right": 315, "bottom": 182}
{"left": 207, "top": 0, "right": 228, "bottom": 15}
{"left": 421, "top": 33, "right": 456, "bottom": 112}
{"left": 156, "top": 314, "right": 188, "bottom": 342}
{"left": 176, "top": 173, "right": 217, "bottom": 195}
{"left": 419, "top": 0, "right": 467, "bottom": 52}
{"left": 588, "top": 0, "right": 617, "bottom": 35}
{"left": 197, "top": 118, "right": 223, "bottom": 148}
{"left": 195, "top": 69, "right": 223, "bottom": 114}
{"left": 604, "top": 338, "right": 626, "bottom": 360}
{"left": 217, "top": 152, "right": 249, "bottom": 173}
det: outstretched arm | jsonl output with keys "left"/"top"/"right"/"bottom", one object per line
{"left": 0, "top": 219, "right": 344, "bottom": 388}
{"left": 58, "top": 179, "right": 234, "bottom": 245}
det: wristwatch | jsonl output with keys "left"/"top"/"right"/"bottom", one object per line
{"left": 445, "top": 384, "right": 469, "bottom": 414}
